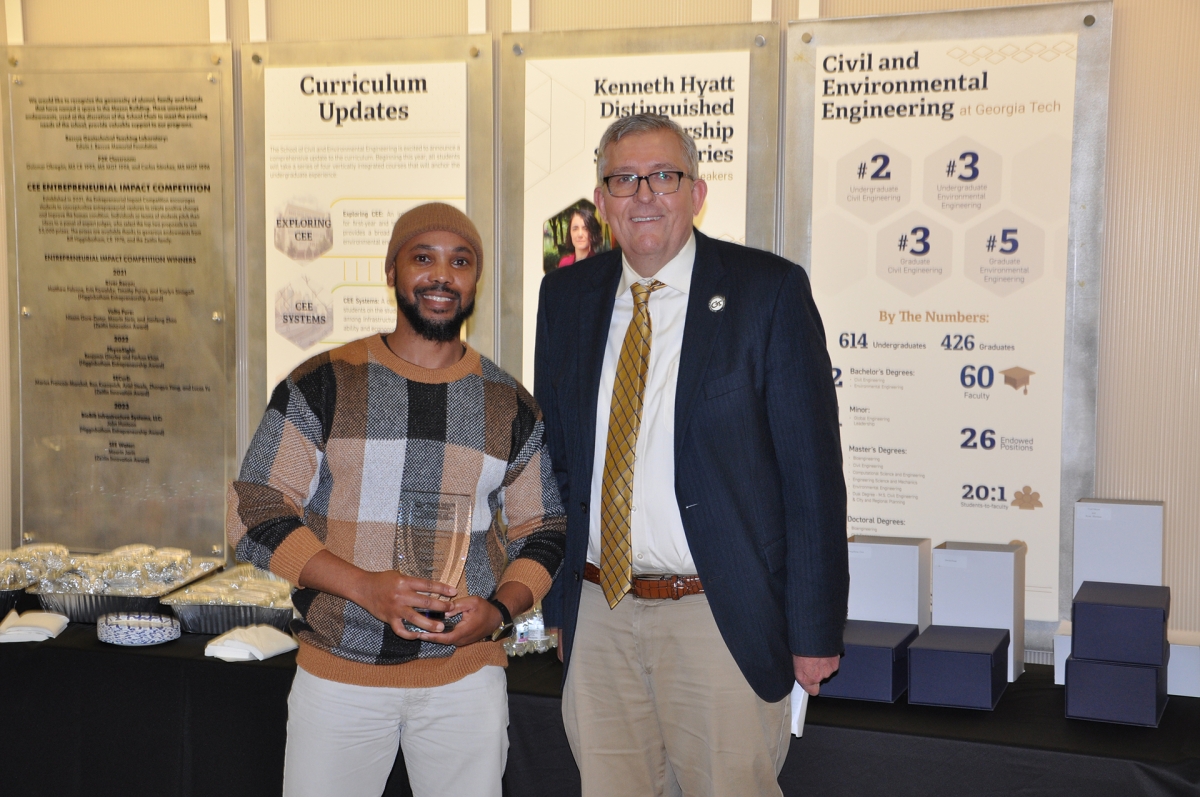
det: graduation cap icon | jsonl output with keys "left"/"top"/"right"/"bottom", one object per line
{"left": 1001, "top": 366, "right": 1034, "bottom": 394}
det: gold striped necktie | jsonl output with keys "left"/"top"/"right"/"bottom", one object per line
{"left": 598, "top": 279, "right": 665, "bottom": 607}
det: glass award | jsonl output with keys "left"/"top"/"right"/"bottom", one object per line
{"left": 395, "top": 492, "right": 473, "bottom": 632}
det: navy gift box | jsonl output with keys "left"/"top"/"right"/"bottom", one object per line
{"left": 1065, "top": 656, "right": 1169, "bottom": 727}
{"left": 1072, "top": 581, "right": 1170, "bottom": 666}
{"left": 908, "top": 625, "right": 1009, "bottom": 710}
{"left": 821, "top": 620, "right": 919, "bottom": 703}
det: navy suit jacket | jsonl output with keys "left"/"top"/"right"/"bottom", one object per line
{"left": 534, "top": 230, "right": 848, "bottom": 702}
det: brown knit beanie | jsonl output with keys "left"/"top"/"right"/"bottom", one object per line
{"left": 384, "top": 203, "right": 484, "bottom": 280}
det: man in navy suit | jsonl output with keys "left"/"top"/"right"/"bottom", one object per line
{"left": 536, "top": 113, "right": 847, "bottom": 796}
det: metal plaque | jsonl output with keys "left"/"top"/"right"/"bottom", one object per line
{"left": 4, "top": 45, "right": 237, "bottom": 554}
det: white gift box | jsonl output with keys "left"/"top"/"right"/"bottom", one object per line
{"left": 1054, "top": 620, "right": 1072, "bottom": 685}
{"left": 1167, "top": 630, "right": 1200, "bottom": 698}
{"left": 1073, "top": 499, "right": 1163, "bottom": 597}
{"left": 846, "top": 535, "right": 931, "bottom": 631}
{"left": 932, "top": 541, "right": 1026, "bottom": 682}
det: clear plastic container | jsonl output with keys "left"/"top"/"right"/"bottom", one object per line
{"left": 0, "top": 562, "right": 29, "bottom": 591}
{"left": 503, "top": 602, "right": 558, "bottom": 657}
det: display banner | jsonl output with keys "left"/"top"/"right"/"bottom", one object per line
{"left": 785, "top": 4, "right": 1112, "bottom": 624}
{"left": 518, "top": 51, "right": 749, "bottom": 385}
{"left": 500, "top": 25, "right": 780, "bottom": 384}
{"left": 4, "top": 46, "right": 237, "bottom": 553}
{"left": 263, "top": 61, "right": 468, "bottom": 390}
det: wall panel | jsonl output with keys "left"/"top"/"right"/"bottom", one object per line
{"left": 22, "top": 0, "right": 210, "bottom": 44}
{"left": 1091, "top": 0, "right": 1200, "bottom": 632}
{"left": 822, "top": 0, "right": 1059, "bottom": 14}
{"left": 266, "top": 0, "right": 467, "bottom": 41}
{"left": 0, "top": 10, "right": 8, "bottom": 544}
{"left": 532, "top": 0, "right": 752, "bottom": 31}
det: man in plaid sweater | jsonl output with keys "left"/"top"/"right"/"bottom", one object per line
{"left": 228, "top": 203, "right": 566, "bottom": 797}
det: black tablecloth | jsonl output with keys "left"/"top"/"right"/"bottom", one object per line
{"left": 507, "top": 653, "right": 1200, "bottom": 797}
{"left": 3, "top": 625, "right": 1200, "bottom": 796}
{"left": 1, "top": 625, "right": 296, "bottom": 797}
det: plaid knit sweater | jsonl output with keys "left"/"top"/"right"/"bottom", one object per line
{"left": 227, "top": 335, "right": 566, "bottom": 688}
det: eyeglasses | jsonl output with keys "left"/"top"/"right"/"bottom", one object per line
{"left": 602, "top": 171, "right": 690, "bottom": 197}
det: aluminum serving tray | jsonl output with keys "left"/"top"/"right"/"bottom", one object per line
{"left": 161, "top": 565, "right": 295, "bottom": 635}
{"left": 29, "top": 558, "right": 224, "bottom": 623}
{"left": 0, "top": 588, "right": 25, "bottom": 617}
{"left": 169, "top": 604, "right": 294, "bottom": 635}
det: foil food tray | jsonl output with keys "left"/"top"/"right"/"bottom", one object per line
{"left": 169, "top": 604, "right": 294, "bottom": 635}
{"left": 0, "top": 589, "right": 24, "bottom": 617}
{"left": 29, "top": 558, "right": 224, "bottom": 623}
{"left": 35, "top": 592, "right": 165, "bottom": 623}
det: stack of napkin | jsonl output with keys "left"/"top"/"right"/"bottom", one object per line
{"left": 205, "top": 625, "right": 298, "bottom": 662}
{"left": 0, "top": 610, "right": 69, "bottom": 643}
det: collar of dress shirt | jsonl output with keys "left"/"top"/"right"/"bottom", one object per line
{"left": 616, "top": 231, "right": 696, "bottom": 298}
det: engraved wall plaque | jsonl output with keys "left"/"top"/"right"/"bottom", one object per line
{"left": 5, "top": 47, "right": 236, "bottom": 554}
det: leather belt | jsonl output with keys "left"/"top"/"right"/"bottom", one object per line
{"left": 583, "top": 562, "right": 703, "bottom": 600}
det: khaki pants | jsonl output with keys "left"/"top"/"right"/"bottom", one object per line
{"left": 563, "top": 580, "right": 790, "bottom": 797}
{"left": 283, "top": 665, "right": 509, "bottom": 797}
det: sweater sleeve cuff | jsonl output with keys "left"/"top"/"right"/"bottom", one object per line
{"left": 270, "top": 527, "right": 326, "bottom": 585}
{"left": 498, "top": 557, "right": 554, "bottom": 604}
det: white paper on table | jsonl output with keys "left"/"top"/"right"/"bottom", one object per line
{"left": 205, "top": 625, "right": 297, "bottom": 662}
{"left": 0, "top": 610, "right": 69, "bottom": 642}
{"left": 790, "top": 682, "right": 810, "bottom": 737}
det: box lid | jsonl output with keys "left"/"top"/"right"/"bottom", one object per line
{"left": 937, "top": 541, "right": 1027, "bottom": 554}
{"left": 910, "top": 625, "right": 1009, "bottom": 654}
{"left": 1078, "top": 498, "right": 1164, "bottom": 507}
{"left": 844, "top": 619, "right": 919, "bottom": 649}
{"left": 1074, "top": 581, "right": 1170, "bottom": 614}
{"left": 847, "top": 535, "right": 930, "bottom": 547}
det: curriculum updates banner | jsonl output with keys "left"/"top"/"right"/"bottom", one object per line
{"left": 808, "top": 36, "right": 1077, "bottom": 621}
{"left": 263, "top": 61, "right": 467, "bottom": 389}
{"left": 520, "top": 51, "right": 750, "bottom": 386}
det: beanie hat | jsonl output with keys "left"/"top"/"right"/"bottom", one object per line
{"left": 384, "top": 203, "right": 484, "bottom": 280}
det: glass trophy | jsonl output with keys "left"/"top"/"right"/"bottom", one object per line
{"left": 395, "top": 492, "right": 473, "bottom": 633}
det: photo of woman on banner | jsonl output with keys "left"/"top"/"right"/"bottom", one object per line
{"left": 543, "top": 199, "right": 613, "bottom": 272}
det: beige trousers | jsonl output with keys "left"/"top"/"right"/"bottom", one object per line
{"left": 563, "top": 580, "right": 791, "bottom": 797}
{"left": 283, "top": 665, "right": 509, "bottom": 797}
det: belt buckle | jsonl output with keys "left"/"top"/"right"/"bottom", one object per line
{"left": 669, "top": 576, "right": 686, "bottom": 600}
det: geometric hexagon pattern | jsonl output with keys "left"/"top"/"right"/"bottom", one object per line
{"left": 964, "top": 210, "right": 1045, "bottom": 297}
{"left": 923, "top": 136, "right": 1001, "bottom": 223}
{"left": 876, "top": 211, "right": 952, "bottom": 296}
{"left": 836, "top": 139, "right": 911, "bottom": 224}
{"left": 811, "top": 212, "right": 869, "bottom": 296}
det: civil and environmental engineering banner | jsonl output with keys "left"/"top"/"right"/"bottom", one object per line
{"left": 808, "top": 36, "right": 1078, "bottom": 622}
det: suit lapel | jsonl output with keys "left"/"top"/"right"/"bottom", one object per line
{"left": 675, "top": 231, "right": 727, "bottom": 457}
{"left": 577, "top": 254, "right": 622, "bottom": 474}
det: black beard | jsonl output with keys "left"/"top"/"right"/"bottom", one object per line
{"left": 395, "top": 284, "right": 475, "bottom": 343}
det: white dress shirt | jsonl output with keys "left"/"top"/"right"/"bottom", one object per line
{"left": 587, "top": 233, "right": 696, "bottom": 575}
